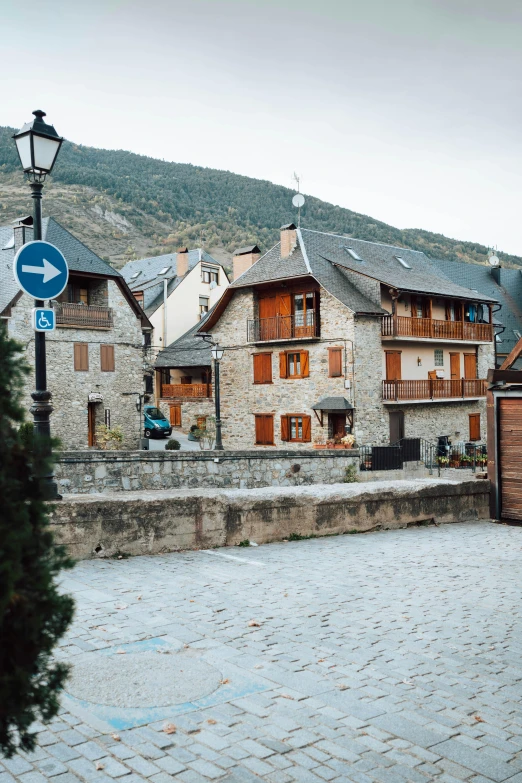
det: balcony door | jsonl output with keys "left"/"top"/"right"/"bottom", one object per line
{"left": 464, "top": 353, "right": 477, "bottom": 379}
{"left": 385, "top": 351, "right": 402, "bottom": 380}
{"left": 450, "top": 353, "right": 460, "bottom": 395}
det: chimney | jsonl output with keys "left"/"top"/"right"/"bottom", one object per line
{"left": 491, "top": 266, "right": 501, "bottom": 286}
{"left": 176, "top": 247, "right": 189, "bottom": 277}
{"left": 280, "top": 223, "right": 297, "bottom": 259}
{"left": 232, "top": 244, "right": 260, "bottom": 281}
{"left": 13, "top": 216, "right": 34, "bottom": 253}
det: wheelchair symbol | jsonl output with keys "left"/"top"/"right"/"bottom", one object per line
{"left": 38, "top": 313, "right": 52, "bottom": 329}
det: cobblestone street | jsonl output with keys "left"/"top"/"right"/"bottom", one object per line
{"left": 3, "top": 520, "right": 522, "bottom": 783}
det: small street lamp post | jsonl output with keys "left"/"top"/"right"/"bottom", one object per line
{"left": 211, "top": 344, "right": 224, "bottom": 451}
{"left": 13, "top": 110, "right": 63, "bottom": 499}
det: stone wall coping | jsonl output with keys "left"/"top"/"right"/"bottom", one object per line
{"left": 56, "top": 448, "right": 361, "bottom": 464}
{"left": 54, "top": 478, "right": 487, "bottom": 505}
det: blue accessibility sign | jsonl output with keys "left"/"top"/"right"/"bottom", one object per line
{"left": 13, "top": 240, "right": 68, "bottom": 300}
{"left": 32, "top": 307, "right": 56, "bottom": 332}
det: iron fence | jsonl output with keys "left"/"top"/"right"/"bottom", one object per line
{"left": 358, "top": 438, "right": 487, "bottom": 475}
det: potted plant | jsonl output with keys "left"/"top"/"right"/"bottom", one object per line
{"left": 437, "top": 456, "right": 450, "bottom": 467}
{"left": 313, "top": 437, "right": 327, "bottom": 450}
{"left": 341, "top": 434, "right": 355, "bottom": 449}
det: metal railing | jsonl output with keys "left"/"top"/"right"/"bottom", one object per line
{"left": 381, "top": 315, "right": 492, "bottom": 342}
{"left": 359, "top": 438, "right": 487, "bottom": 475}
{"left": 382, "top": 379, "right": 487, "bottom": 401}
{"left": 161, "top": 384, "right": 212, "bottom": 398}
{"left": 54, "top": 302, "right": 113, "bottom": 329}
{"left": 247, "top": 311, "right": 318, "bottom": 342}
{"left": 437, "top": 442, "right": 487, "bottom": 473}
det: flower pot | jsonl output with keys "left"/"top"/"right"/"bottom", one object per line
{"left": 313, "top": 444, "right": 327, "bottom": 449}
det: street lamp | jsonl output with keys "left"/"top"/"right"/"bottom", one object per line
{"left": 13, "top": 111, "right": 63, "bottom": 499}
{"left": 211, "top": 344, "right": 224, "bottom": 451}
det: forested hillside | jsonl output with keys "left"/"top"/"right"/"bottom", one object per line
{"left": 1, "top": 126, "right": 519, "bottom": 269}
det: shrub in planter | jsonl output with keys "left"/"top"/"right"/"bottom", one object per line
{"left": 165, "top": 439, "right": 181, "bottom": 450}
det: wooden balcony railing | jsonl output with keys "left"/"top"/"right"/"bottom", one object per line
{"left": 247, "top": 312, "right": 318, "bottom": 342}
{"left": 54, "top": 302, "right": 113, "bottom": 329}
{"left": 161, "top": 384, "right": 212, "bottom": 398}
{"left": 382, "top": 378, "right": 487, "bottom": 401}
{"left": 381, "top": 315, "right": 492, "bottom": 342}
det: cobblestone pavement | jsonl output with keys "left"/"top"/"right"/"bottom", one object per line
{"left": 3, "top": 520, "right": 522, "bottom": 783}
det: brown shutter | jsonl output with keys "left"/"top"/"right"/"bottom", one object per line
{"left": 300, "top": 351, "right": 310, "bottom": 378}
{"left": 74, "top": 343, "right": 88, "bottom": 371}
{"left": 328, "top": 348, "right": 343, "bottom": 377}
{"left": 265, "top": 414, "right": 274, "bottom": 444}
{"left": 445, "top": 300, "right": 451, "bottom": 321}
{"left": 253, "top": 354, "right": 263, "bottom": 384}
{"left": 280, "top": 415, "right": 289, "bottom": 441}
{"left": 253, "top": 354, "right": 272, "bottom": 384}
{"left": 100, "top": 344, "right": 115, "bottom": 372}
{"left": 469, "top": 413, "right": 480, "bottom": 441}
{"left": 255, "top": 414, "right": 274, "bottom": 445}
{"left": 279, "top": 352, "right": 288, "bottom": 378}
{"left": 302, "top": 415, "right": 312, "bottom": 442}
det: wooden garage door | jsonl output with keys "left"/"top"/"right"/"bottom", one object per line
{"left": 500, "top": 398, "right": 522, "bottom": 520}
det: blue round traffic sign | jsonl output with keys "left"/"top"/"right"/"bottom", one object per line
{"left": 13, "top": 241, "right": 69, "bottom": 300}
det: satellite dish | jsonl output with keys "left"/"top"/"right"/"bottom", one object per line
{"left": 292, "top": 193, "right": 305, "bottom": 208}
{"left": 488, "top": 255, "right": 500, "bottom": 267}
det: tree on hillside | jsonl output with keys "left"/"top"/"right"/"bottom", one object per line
{"left": 0, "top": 323, "right": 74, "bottom": 757}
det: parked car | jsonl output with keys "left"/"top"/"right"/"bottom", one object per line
{"left": 143, "top": 405, "right": 172, "bottom": 438}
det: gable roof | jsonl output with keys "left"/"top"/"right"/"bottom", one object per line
{"left": 0, "top": 217, "right": 150, "bottom": 326}
{"left": 121, "top": 249, "right": 226, "bottom": 317}
{"left": 203, "top": 227, "right": 498, "bottom": 331}
{"left": 233, "top": 245, "right": 260, "bottom": 255}
{"left": 155, "top": 309, "right": 214, "bottom": 368}
{"left": 432, "top": 258, "right": 522, "bottom": 355}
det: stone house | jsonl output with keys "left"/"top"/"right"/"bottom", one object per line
{"left": 201, "top": 224, "right": 497, "bottom": 449}
{"left": 0, "top": 216, "right": 152, "bottom": 449}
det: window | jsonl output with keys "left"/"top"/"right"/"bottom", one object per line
{"left": 104, "top": 409, "right": 111, "bottom": 428}
{"left": 253, "top": 353, "right": 272, "bottom": 384}
{"left": 211, "top": 269, "right": 219, "bottom": 285}
{"left": 143, "top": 332, "right": 151, "bottom": 349}
{"left": 74, "top": 343, "right": 88, "bottom": 371}
{"left": 411, "top": 295, "right": 428, "bottom": 318}
{"left": 130, "top": 271, "right": 141, "bottom": 280}
{"left": 197, "top": 416, "right": 207, "bottom": 431}
{"left": 134, "top": 292, "right": 144, "bottom": 306}
{"left": 328, "top": 347, "right": 343, "bottom": 377}
{"left": 100, "top": 344, "right": 115, "bottom": 372}
{"left": 144, "top": 374, "right": 153, "bottom": 394}
{"left": 294, "top": 292, "right": 315, "bottom": 327}
{"left": 434, "top": 349, "right": 444, "bottom": 367}
{"left": 344, "top": 247, "right": 363, "bottom": 261}
{"left": 255, "top": 414, "right": 274, "bottom": 445}
{"left": 469, "top": 413, "right": 481, "bottom": 441}
{"left": 158, "top": 266, "right": 171, "bottom": 275}
{"left": 202, "top": 267, "right": 219, "bottom": 284}
{"left": 199, "top": 296, "right": 209, "bottom": 317}
{"left": 279, "top": 350, "right": 309, "bottom": 379}
{"left": 280, "top": 414, "right": 312, "bottom": 443}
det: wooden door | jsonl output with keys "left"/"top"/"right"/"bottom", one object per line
{"left": 385, "top": 351, "right": 402, "bottom": 380}
{"left": 88, "top": 402, "right": 96, "bottom": 447}
{"left": 277, "top": 293, "right": 292, "bottom": 339}
{"left": 169, "top": 405, "right": 181, "bottom": 427}
{"left": 464, "top": 353, "right": 477, "bottom": 379}
{"left": 450, "top": 352, "right": 460, "bottom": 396}
{"left": 469, "top": 413, "right": 480, "bottom": 441}
{"left": 329, "top": 413, "right": 347, "bottom": 439}
{"left": 259, "top": 295, "right": 276, "bottom": 340}
{"left": 499, "top": 398, "right": 522, "bottom": 520}
{"left": 389, "top": 411, "right": 404, "bottom": 444}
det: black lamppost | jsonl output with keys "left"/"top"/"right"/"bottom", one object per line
{"left": 13, "top": 111, "right": 63, "bottom": 499}
{"left": 211, "top": 344, "right": 224, "bottom": 451}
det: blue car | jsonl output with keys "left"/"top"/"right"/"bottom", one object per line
{"left": 143, "top": 405, "right": 172, "bottom": 439}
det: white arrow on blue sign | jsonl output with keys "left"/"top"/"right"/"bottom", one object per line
{"left": 13, "top": 241, "right": 69, "bottom": 300}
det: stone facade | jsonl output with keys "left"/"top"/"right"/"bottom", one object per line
{"left": 6, "top": 281, "right": 146, "bottom": 449}
{"left": 158, "top": 396, "right": 215, "bottom": 434}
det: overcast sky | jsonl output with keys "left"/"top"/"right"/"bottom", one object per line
{"left": 1, "top": 0, "right": 521, "bottom": 254}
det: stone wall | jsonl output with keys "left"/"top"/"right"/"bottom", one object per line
{"left": 6, "top": 281, "right": 146, "bottom": 449}
{"left": 353, "top": 316, "right": 388, "bottom": 444}
{"left": 48, "top": 479, "right": 491, "bottom": 560}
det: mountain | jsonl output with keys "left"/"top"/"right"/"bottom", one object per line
{"left": 1, "top": 125, "right": 519, "bottom": 270}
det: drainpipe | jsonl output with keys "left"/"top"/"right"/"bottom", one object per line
{"left": 492, "top": 304, "right": 504, "bottom": 369}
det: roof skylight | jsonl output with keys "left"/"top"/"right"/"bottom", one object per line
{"left": 2, "top": 235, "right": 14, "bottom": 250}
{"left": 395, "top": 256, "right": 412, "bottom": 269}
{"left": 514, "top": 330, "right": 521, "bottom": 340}
{"left": 158, "top": 266, "right": 171, "bottom": 275}
{"left": 130, "top": 271, "right": 141, "bottom": 280}
{"left": 344, "top": 247, "right": 363, "bottom": 261}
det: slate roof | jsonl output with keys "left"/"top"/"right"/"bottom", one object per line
{"left": 155, "top": 310, "right": 213, "bottom": 368}
{"left": 121, "top": 249, "right": 225, "bottom": 317}
{"left": 312, "top": 397, "right": 354, "bottom": 411}
{"left": 233, "top": 245, "right": 260, "bottom": 255}
{"left": 0, "top": 217, "right": 124, "bottom": 316}
{"left": 432, "top": 259, "right": 522, "bottom": 356}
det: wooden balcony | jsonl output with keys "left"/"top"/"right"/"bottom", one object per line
{"left": 382, "top": 378, "right": 487, "bottom": 402}
{"left": 161, "top": 384, "right": 212, "bottom": 399}
{"left": 55, "top": 302, "right": 113, "bottom": 329}
{"left": 247, "top": 312, "right": 319, "bottom": 343}
{"left": 381, "top": 315, "right": 492, "bottom": 342}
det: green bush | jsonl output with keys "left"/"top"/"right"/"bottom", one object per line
{"left": 18, "top": 422, "right": 34, "bottom": 450}
{"left": 0, "top": 323, "right": 74, "bottom": 757}
{"left": 343, "top": 464, "right": 358, "bottom": 483}
{"left": 165, "top": 439, "right": 181, "bottom": 450}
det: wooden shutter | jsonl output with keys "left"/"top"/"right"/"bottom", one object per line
{"left": 280, "top": 415, "right": 289, "bottom": 441}
{"left": 74, "top": 343, "right": 88, "bottom": 371}
{"left": 300, "top": 351, "right": 310, "bottom": 378}
{"left": 469, "top": 413, "right": 480, "bottom": 441}
{"left": 100, "top": 344, "right": 115, "bottom": 372}
{"left": 385, "top": 351, "right": 402, "bottom": 381}
{"left": 279, "top": 352, "right": 288, "bottom": 378}
{"left": 328, "top": 348, "right": 343, "bottom": 377}
{"left": 253, "top": 353, "right": 272, "bottom": 384}
{"left": 464, "top": 353, "right": 477, "bottom": 379}
{"left": 170, "top": 405, "right": 181, "bottom": 426}
{"left": 302, "top": 415, "right": 312, "bottom": 442}
{"left": 255, "top": 414, "right": 274, "bottom": 445}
